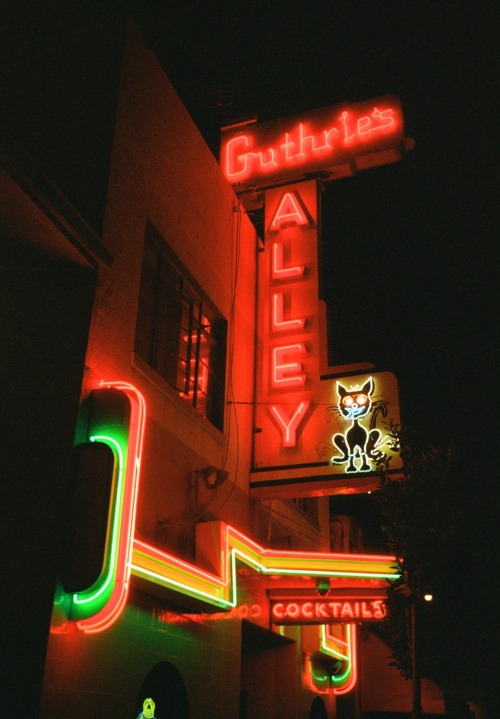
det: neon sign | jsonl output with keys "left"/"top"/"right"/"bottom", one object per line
{"left": 251, "top": 178, "right": 402, "bottom": 494}
{"left": 53, "top": 382, "right": 398, "bottom": 631}
{"left": 52, "top": 382, "right": 146, "bottom": 632}
{"left": 252, "top": 365, "right": 403, "bottom": 495}
{"left": 257, "top": 180, "right": 320, "bottom": 456}
{"left": 270, "top": 191, "right": 311, "bottom": 230}
{"left": 51, "top": 380, "right": 399, "bottom": 697}
{"left": 251, "top": 180, "right": 402, "bottom": 494}
{"left": 331, "top": 376, "right": 386, "bottom": 473}
{"left": 271, "top": 598, "right": 387, "bottom": 624}
{"left": 272, "top": 293, "right": 305, "bottom": 331}
{"left": 270, "top": 401, "right": 311, "bottom": 447}
{"left": 136, "top": 698, "right": 157, "bottom": 719}
{"left": 221, "top": 96, "right": 405, "bottom": 191}
{"left": 224, "top": 97, "right": 408, "bottom": 496}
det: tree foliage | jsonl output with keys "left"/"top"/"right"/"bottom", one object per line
{"left": 373, "top": 424, "right": 499, "bottom": 706}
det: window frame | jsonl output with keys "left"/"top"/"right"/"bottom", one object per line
{"left": 135, "top": 221, "right": 227, "bottom": 430}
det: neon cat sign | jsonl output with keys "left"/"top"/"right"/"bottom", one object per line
{"left": 242, "top": 99, "right": 407, "bottom": 496}
{"left": 251, "top": 182, "right": 404, "bottom": 490}
{"left": 221, "top": 96, "right": 405, "bottom": 191}
{"left": 331, "top": 377, "right": 385, "bottom": 474}
{"left": 251, "top": 181, "right": 403, "bottom": 495}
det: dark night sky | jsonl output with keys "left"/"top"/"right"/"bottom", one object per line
{"left": 140, "top": 2, "right": 497, "bottom": 456}
{"left": 3, "top": 1, "right": 495, "bottom": 455}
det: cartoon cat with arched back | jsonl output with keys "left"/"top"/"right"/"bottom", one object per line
{"left": 332, "top": 377, "right": 382, "bottom": 473}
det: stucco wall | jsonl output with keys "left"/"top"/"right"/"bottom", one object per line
{"left": 359, "top": 632, "right": 444, "bottom": 715}
{"left": 83, "top": 21, "right": 258, "bottom": 540}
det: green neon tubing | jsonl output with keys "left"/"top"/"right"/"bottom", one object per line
{"left": 332, "top": 664, "right": 351, "bottom": 684}
{"left": 69, "top": 435, "right": 124, "bottom": 619}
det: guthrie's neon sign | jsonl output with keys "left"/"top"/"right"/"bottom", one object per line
{"left": 221, "top": 96, "right": 404, "bottom": 191}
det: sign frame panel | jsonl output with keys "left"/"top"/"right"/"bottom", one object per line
{"left": 251, "top": 368, "right": 403, "bottom": 498}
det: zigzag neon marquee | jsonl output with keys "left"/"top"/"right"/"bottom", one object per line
{"left": 53, "top": 381, "right": 398, "bottom": 693}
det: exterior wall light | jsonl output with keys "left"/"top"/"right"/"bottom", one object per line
{"left": 195, "top": 466, "right": 229, "bottom": 489}
{"left": 315, "top": 578, "right": 331, "bottom": 597}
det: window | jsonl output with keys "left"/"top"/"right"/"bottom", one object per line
{"left": 135, "top": 222, "right": 226, "bottom": 430}
{"left": 293, "top": 497, "right": 319, "bottom": 528}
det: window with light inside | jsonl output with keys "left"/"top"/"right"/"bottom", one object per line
{"left": 135, "top": 221, "right": 226, "bottom": 430}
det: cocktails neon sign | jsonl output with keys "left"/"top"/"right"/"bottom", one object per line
{"left": 271, "top": 598, "right": 387, "bottom": 624}
{"left": 53, "top": 382, "right": 398, "bottom": 694}
{"left": 221, "top": 96, "right": 405, "bottom": 191}
{"left": 54, "top": 384, "right": 398, "bottom": 630}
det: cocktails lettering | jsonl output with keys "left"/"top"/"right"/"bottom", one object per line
{"left": 271, "top": 599, "right": 387, "bottom": 624}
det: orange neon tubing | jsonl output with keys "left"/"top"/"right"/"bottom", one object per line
{"left": 59, "top": 379, "right": 397, "bottom": 691}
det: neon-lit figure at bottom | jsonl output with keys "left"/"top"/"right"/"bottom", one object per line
{"left": 136, "top": 698, "right": 156, "bottom": 719}
{"left": 331, "top": 377, "right": 384, "bottom": 473}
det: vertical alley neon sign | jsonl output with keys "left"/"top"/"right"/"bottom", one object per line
{"left": 236, "top": 96, "right": 409, "bottom": 496}
{"left": 259, "top": 181, "right": 320, "bottom": 450}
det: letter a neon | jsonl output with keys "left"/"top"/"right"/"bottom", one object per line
{"left": 270, "top": 401, "right": 311, "bottom": 447}
{"left": 270, "top": 192, "right": 310, "bottom": 231}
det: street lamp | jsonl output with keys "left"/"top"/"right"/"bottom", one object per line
{"left": 411, "top": 578, "right": 433, "bottom": 719}
{"left": 411, "top": 593, "right": 422, "bottom": 719}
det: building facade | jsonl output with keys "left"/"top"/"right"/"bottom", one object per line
{"left": 1, "top": 14, "right": 430, "bottom": 719}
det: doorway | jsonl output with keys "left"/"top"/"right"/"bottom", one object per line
{"left": 240, "top": 620, "right": 296, "bottom": 719}
{"left": 310, "top": 696, "right": 328, "bottom": 719}
{"left": 133, "top": 661, "right": 190, "bottom": 719}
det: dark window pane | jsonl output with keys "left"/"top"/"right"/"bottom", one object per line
{"left": 135, "top": 221, "right": 226, "bottom": 430}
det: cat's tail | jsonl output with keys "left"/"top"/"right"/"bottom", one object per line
{"left": 367, "top": 428, "right": 385, "bottom": 462}
{"left": 331, "top": 432, "right": 349, "bottom": 464}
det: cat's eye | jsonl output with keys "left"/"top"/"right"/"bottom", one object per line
{"left": 342, "top": 397, "right": 354, "bottom": 406}
{"left": 356, "top": 394, "right": 368, "bottom": 405}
